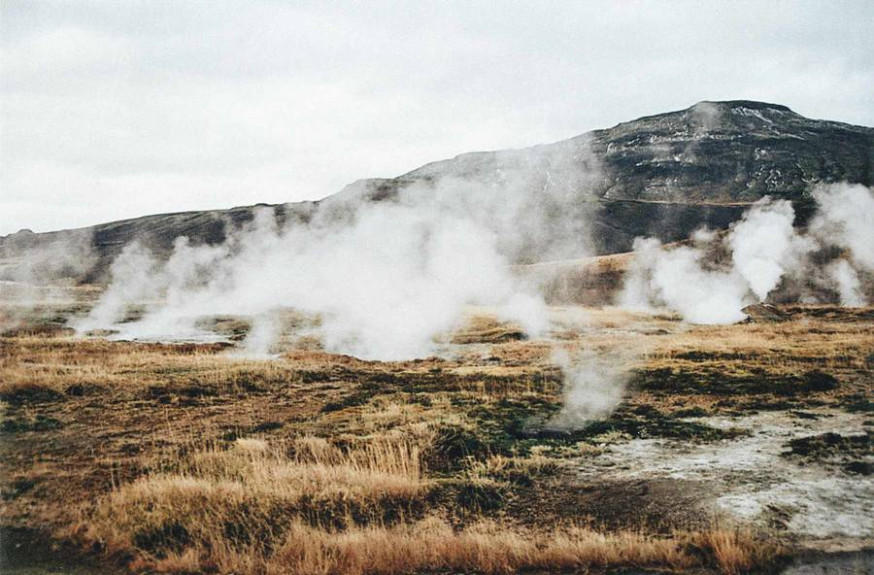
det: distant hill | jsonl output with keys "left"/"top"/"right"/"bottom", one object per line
{"left": 2, "top": 100, "right": 872, "bottom": 283}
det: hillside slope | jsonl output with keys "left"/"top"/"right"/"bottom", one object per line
{"left": 2, "top": 100, "right": 872, "bottom": 282}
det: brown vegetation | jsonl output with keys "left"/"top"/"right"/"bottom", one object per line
{"left": 3, "top": 304, "right": 871, "bottom": 573}
{"left": 78, "top": 436, "right": 781, "bottom": 574}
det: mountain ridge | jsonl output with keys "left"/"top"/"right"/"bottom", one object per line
{"left": 2, "top": 100, "right": 872, "bottom": 282}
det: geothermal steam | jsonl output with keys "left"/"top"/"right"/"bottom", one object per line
{"left": 78, "top": 204, "right": 545, "bottom": 358}
{"left": 549, "top": 347, "right": 630, "bottom": 429}
{"left": 621, "top": 183, "right": 874, "bottom": 322}
{"left": 73, "top": 175, "right": 872, "bottom": 430}
{"left": 76, "top": 143, "right": 601, "bottom": 359}
{"left": 0, "top": 230, "right": 96, "bottom": 330}
{"left": 810, "top": 183, "right": 874, "bottom": 271}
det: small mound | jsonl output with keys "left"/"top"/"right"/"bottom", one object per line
{"left": 741, "top": 303, "right": 789, "bottom": 323}
{"left": 449, "top": 316, "right": 528, "bottom": 344}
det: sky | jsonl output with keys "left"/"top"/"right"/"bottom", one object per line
{"left": 2, "top": 1, "right": 872, "bottom": 235}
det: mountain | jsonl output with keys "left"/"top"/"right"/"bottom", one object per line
{"left": 2, "top": 100, "right": 872, "bottom": 283}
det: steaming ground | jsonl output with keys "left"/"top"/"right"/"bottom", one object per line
{"left": 3, "top": 297, "right": 872, "bottom": 573}
{"left": 2, "top": 184, "right": 873, "bottom": 572}
{"left": 53, "top": 182, "right": 874, "bottom": 363}
{"left": 67, "top": 148, "right": 604, "bottom": 360}
{"left": 620, "top": 183, "right": 874, "bottom": 323}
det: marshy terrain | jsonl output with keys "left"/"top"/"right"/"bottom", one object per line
{"left": 1, "top": 298, "right": 871, "bottom": 574}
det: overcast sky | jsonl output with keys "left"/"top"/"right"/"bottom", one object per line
{"left": 2, "top": 1, "right": 872, "bottom": 235}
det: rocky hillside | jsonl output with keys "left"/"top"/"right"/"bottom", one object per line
{"left": 2, "top": 100, "right": 872, "bottom": 282}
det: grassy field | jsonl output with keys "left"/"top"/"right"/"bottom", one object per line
{"left": 1, "top": 303, "right": 872, "bottom": 573}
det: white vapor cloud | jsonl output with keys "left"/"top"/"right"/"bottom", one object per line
{"left": 620, "top": 184, "right": 874, "bottom": 322}
{"left": 826, "top": 259, "right": 865, "bottom": 308}
{"left": 810, "top": 183, "right": 874, "bottom": 272}
{"left": 0, "top": 229, "right": 96, "bottom": 329}
{"left": 729, "top": 198, "right": 814, "bottom": 301}
{"left": 549, "top": 347, "right": 629, "bottom": 429}
{"left": 622, "top": 237, "right": 751, "bottom": 324}
{"left": 74, "top": 155, "right": 613, "bottom": 358}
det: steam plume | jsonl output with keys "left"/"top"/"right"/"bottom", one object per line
{"left": 0, "top": 230, "right": 96, "bottom": 330}
{"left": 620, "top": 183, "right": 874, "bottom": 321}
{"left": 729, "top": 198, "right": 813, "bottom": 300}
{"left": 76, "top": 145, "right": 601, "bottom": 359}
{"left": 810, "top": 183, "right": 874, "bottom": 272}
{"left": 548, "top": 347, "right": 630, "bottom": 429}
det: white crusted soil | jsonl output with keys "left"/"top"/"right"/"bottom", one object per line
{"left": 575, "top": 409, "right": 873, "bottom": 541}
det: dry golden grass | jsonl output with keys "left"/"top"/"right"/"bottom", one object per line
{"left": 114, "top": 515, "right": 781, "bottom": 574}
{"left": 446, "top": 313, "right": 529, "bottom": 344}
{"left": 644, "top": 313, "right": 874, "bottom": 371}
{"left": 690, "top": 529, "right": 784, "bottom": 575}
{"left": 468, "top": 448, "right": 561, "bottom": 481}
{"left": 9, "top": 305, "right": 861, "bottom": 573}
{"left": 82, "top": 435, "right": 431, "bottom": 565}
{"left": 259, "top": 519, "right": 699, "bottom": 575}
{"left": 81, "top": 436, "right": 780, "bottom": 575}
{"left": 0, "top": 337, "right": 308, "bottom": 398}
{"left": 62, "top": 415, "right": 785, "bottom": 574}
{"left": 351, "top": 398, "right": 463, "bottom": 433}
